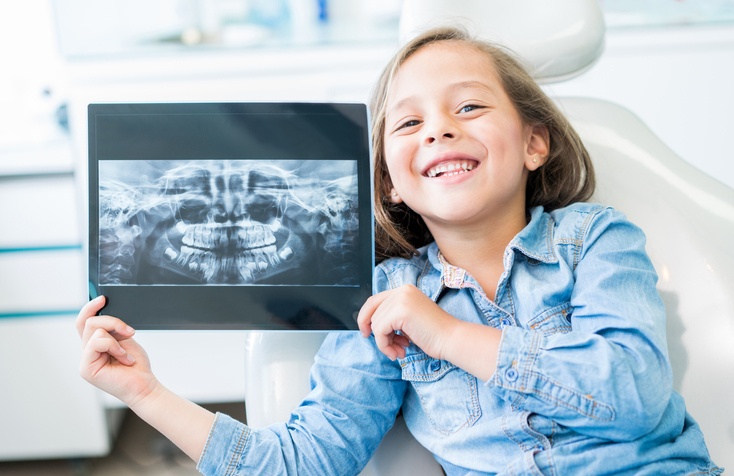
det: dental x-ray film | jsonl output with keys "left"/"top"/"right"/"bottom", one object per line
{"left": 88, "top": 103, "right": 372, "bottom": 330}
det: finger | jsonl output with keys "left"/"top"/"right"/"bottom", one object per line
{"left": 76, "top": 296, "right": 106, "bottom": 337}
{"left": 357, "top": 291, "right": 392, "bottom": 338}
{"left": 82, "top": 315, "right": 135, "bottom": 347}
{"left": 373, "top": 331, "right": 398, "bottom": 360}
{"left": 84, "top": 329, "right": 136, "bottom": 368}
{"left": 392, "top": 343, "right": 407, "bottom": 360}
{"left": 393, "top": 334, "right": 410, "bottom": 348}
{"left": 384, "top": 334, "right": 409, "bottom": 360}
{"left": 382, "top": 342, "right": 407, "bottom": 361}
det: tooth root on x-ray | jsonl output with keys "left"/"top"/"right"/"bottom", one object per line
{"left": 98, "top": 159, "right": 360, "bottom": 285}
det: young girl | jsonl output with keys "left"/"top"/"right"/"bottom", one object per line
{"left": 77, "top": 27, "right": 721, "bottom": 475}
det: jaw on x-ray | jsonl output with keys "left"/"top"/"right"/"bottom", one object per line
{"left": 99, "top": 160, "right": 359, "bottom": 286}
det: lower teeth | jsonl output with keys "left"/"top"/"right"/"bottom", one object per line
{"left": 176, "top": 244, "right": 280, "bottom": 282}
{"left": 440, "top": 169, "right": 467, "bottom": 177}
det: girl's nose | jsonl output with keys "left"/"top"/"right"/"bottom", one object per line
{"left": 423, "top": 116, "right": 458, "bottom": 145}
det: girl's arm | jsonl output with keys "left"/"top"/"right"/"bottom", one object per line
{"left": 77, "top": 297, "right": 215, "bottom": 461}
{"left": 483, "top": 208, "right": 673, "bottom": 441}
{"left": 126, "top": 385, "right": 215, "bottom": 462}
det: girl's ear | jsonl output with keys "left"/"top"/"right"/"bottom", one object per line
{"left": 525, "top": 124, "right": 550, "bottom": 171}
{"left": 388, "top": 187, "right": 403, "bottom": 204}
{"left": 383, "top": 172, "right": 403, "bottom": 204}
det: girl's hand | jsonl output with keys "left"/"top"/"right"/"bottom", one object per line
{"left": 358, "top": 284, "right": 459, "bottom": 361}
{"left": 76, "top": 296, "right": 159, "bottom": 407}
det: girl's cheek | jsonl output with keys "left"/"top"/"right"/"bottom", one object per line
{"left": 386, "top": 140, "right": 412, "bottom": 164}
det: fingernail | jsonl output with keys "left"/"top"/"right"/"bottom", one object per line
{"left": 92, "top": 296, "right": 103, "bottom": 303}
{"left": 126, "top": 354, "right": 135, "bottom": 364}
{"left": 126, "top": 326, "right": 135, "bottom": 335}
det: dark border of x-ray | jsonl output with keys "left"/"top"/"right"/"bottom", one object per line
{"left": 88, "top": 102, "right": 373, "bottom": 331}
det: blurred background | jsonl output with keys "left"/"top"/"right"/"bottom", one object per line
{"left": 0, "top": 0, "right": 732, "bottom": 474}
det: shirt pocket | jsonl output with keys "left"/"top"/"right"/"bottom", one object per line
{"left": 400, "top": 351, "right": 481, "bottom": 435}
{"left": 526, "top": 302, "right": 573, "bottom": 336}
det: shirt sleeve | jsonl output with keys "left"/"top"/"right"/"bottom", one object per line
{"left": 488, "top": 207, "right": 673, "bottom": 442}
{"left": 197, "top": 331, "right": 406, "bottom": 476}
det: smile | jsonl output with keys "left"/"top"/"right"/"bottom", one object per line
{"left": 425, "top": 160, "right": 477, "bottom": 178}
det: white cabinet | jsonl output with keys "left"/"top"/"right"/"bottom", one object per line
{"left": 0, "top": 167, "right": 108, "bottom": 460}
{"left": 0, "top": 316, "right": 110, "bottom": 460}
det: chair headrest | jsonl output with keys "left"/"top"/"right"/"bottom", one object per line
{"left": 399, "top": 0, "right": 606, "bottom": 84}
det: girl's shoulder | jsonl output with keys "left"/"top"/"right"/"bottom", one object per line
{"left": 546, "top": 202, "right": 637, "bottom": 241}
{"left": 547, "top": 201, "right": 610, "bottom": 224}
{"left": 542, "top": 202, "right": 648, "bottom": 266}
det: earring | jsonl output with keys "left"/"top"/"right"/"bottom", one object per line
{"left": 532, "top": 158, "right": 537, "bottom": 163}
{"left": 392, "top": 191, "right": 398, "bottom": 197}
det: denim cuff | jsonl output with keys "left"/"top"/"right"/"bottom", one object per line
{"left": 488, "top": 327, "right": 615, "bottom": 421}
{"left": 197, "top": 412, "right": 250, "bottom": 476}
{"left": 488, "top": 325, "right": 542, "bottom": 393}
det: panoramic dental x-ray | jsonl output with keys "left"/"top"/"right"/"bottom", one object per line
{"left": 99, "top": 159, "right": 359, "bottom": 287}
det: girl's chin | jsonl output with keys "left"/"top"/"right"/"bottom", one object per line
{"left": 420, "top": 209, "right": 490, "bottom": 228}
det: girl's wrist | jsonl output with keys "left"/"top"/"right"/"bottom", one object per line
{"left": 127, "top": 380, "right": 216, "bottom": 462}
{"left": 443, "top": 320, "right": 501, "bottom": 382}
{"left": 438, "top": 315, "right": 464, "bottom": 362}
{"left": 126, "top": 377, "right": 164, "bottom": 412}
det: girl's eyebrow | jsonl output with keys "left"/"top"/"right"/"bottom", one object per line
{"left": 449, "top": 80, "right": 498, "bottom": 97}
{"left": 386, "top": 96, "right": 417, "bottom": 119}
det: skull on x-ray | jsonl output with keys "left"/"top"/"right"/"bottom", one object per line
{"left": 98, "top": 160, "right": 358, "bottom": 286}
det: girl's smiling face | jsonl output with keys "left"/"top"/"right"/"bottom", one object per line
{"left": 383, "top": 41, "right": 548, "bottom": 234}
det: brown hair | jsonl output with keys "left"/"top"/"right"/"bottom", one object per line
{"left": 371, "top": 26, "right": 595, "bottom": 263}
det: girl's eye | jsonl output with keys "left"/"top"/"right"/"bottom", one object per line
{"left": 397, "top": 119, "right": 421, "bottom": 130}
{"left": 459, "top": 104, "right": 482, "bottom": 113}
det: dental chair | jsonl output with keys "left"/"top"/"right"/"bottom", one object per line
{"left": 243, "top": 1, "right": 734, "bottom": 473}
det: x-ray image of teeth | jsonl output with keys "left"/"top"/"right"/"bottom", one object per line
{"left": 98, "top": 160, "right": 360, "bottom": 286}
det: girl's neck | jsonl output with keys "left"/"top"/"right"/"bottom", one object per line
{"left": 428, "top": 207, "right": 528, "bottom": 299}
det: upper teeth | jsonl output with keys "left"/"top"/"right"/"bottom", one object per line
{"left": 180, "top": 223, "right": 276, "bottom": 251}
{"left": 427, "top": 162, "right": 475, "bottom": 178}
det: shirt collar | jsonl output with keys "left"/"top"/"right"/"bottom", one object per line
{"left": 508, "top": 206, "right": 558, "bottom": 264}
{"left": 426, "top": 205, "right": 557, "bottom": 278}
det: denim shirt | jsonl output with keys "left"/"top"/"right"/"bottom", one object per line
{"left": 197, "top": 203, "right": 721, "bottom": 476}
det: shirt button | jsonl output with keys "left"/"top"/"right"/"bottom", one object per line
{"left": 505, "top": 368, "right": 519, "bottom": 382}
{"left": 500, "top": 318, "right": 511, "bottom": 327}
{"left": 430, "top": 360, "right": 441, "bottom": 372}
